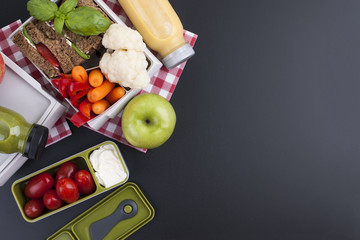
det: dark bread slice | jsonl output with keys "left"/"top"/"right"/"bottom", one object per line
{"left": 62, "top": 28, "right": 102, "bottom": 56}
{"left": 32, "top": 20, "right": 85, "bottom": 67}
{"left": 25, "top": 20, "right": 82, "bottom": 74}
{"left": 13, "top": 0, "right": 107, "bottom": 78}
{"left": 61, "top": 0, "right": 107, "bottom": 55}
{"left": 12, "top": 31, "right": 59, "bottom": 78}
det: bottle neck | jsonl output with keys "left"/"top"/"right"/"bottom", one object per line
{"left": 19, "top": 123, "right": 35, "bottom": 154}
{"left": 23, "top": 124, "right": 49, "bottom": 160}
{"left": 0, "top": 106, "right": 34, "bottom": 155}
{"left": 157, "top": 35, "right": 187, "bottom": 58}
{"left": 0, "top": 119, "right": 33, "bottom": 154}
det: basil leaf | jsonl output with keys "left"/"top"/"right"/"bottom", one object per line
{"left": 59, "top": 0, "right": 78, "bottom": 15}
{"left": 27, "top": 0, "right": 58, "bottom": 21}
{"left": 65, "top": 7, "right": 111, "bottom": 36}
{"left": 22, "top": 25, "right": 35, "bottom": 46}
{"left": 54, "top": 15, "right": 65, "bottom": 35}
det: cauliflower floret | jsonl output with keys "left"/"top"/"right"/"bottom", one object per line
{"left": 100, "top": 49, "right": 150, "bottom": 89}
{"left": 100, "top": 24, "right": 150, "bottom": 89}
{"left": 102, "top": 24, "right": 146, "bottom": 52}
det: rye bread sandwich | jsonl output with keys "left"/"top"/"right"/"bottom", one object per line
{"left": 12, "top": 0, "right": 111, "bottom": 78}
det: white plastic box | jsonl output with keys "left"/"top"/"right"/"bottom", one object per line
{"left": 0, "top": 52, "right": 66, "bottom": 186}
{"left": 9, "top": 0, "right": 163, "bottom": 130}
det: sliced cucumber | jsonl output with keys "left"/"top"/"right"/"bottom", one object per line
{"left": 71, "top": 43, "right": 90, "bottom": 60}
{"left": 22, "top": 25, "right": 35, "bottom": 46}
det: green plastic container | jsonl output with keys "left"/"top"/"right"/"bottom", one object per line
{"left": 12, "top": 141, "right": 129, "bottom": 223}
{"left": 50, "top": 231, "right": 75, "bottom": 240}
{"left": 47, "top": 182, "right": 155, "bottom": 240}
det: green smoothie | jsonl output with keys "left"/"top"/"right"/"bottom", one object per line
{"left": 0, "top": 106, "right": 32, "bottom": 154}
{"left": 0, "top": 106, "right": 49, "bottom": 160}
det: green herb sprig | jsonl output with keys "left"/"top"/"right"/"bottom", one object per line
{"left": 27, "top": 0, "right": 111, "bottom": 36}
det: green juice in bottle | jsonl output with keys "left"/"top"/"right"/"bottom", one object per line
{"left": 0, "top": 106, "right": 49, "bottom": 160}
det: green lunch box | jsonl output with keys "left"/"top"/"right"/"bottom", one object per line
{"left": 47, "top": 182, "right": 155, "bottom": 240}
{"left": 12, "top": 141, "right": 129, "bottom": 223}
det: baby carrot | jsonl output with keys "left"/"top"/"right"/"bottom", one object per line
{"left": 72, "top": 66, "right": 88, "bottom": 84}
{"left": 87, "top": 80, "right": 115, "bottom": 103}
{"left": 89, "top": 69, "right": 104, "bottom": 87}
{"left": 105, "top": 86, "right": 126, "bottom": 104}
{"left": 92, "top": 99, "right": 110, "bottom": 115}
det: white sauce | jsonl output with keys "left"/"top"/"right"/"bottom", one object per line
{"left": 89, "top": 144, "right": 127, "bottom": 188}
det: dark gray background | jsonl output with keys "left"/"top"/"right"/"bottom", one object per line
{"left": 1, "top": 0, "right": 360, "bottom": 239}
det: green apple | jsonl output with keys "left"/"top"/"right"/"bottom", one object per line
{"left": 121, "top": 93, "right": 176, "bottom": 149}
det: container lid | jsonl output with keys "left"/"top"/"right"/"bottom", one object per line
{"left": 24, "top": 124, "right": 49, "bottom": 160}
{"left": 162, "top": 43, "right": 195, "bottom": 69}
{"left": 47, "top": 182, "right": 154, "bottom": 240}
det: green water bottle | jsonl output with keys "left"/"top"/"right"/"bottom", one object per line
{"left": 0, "top": 106, "right": 49, "bottom": 160}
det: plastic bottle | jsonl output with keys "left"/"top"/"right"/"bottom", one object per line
{"left": 118, "top": 0, "right": 195, "bottom": 69}
{"left": 0, "top": 106, "right": 49, "bottom": 160}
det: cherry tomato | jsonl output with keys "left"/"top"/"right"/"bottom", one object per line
{"left": 25, "top": 172, "right": 54, "bottom": 199}
{"left": 55, "top": 162, "right": 78, "bottom": 183}
{"left": 24, "top": 199, "right": 44, "bottom": 218}
{"left": 74, "top": 170, "right": 96, "bottom": 195}
{"left": 56, "top": 178, "right": 80, "bottom": 204}
{"left": 43, "top": 189, "right": 63, "bottom": 210}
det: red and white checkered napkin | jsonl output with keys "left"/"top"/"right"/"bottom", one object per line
{"left": 0, "top": 0, "right": 198, "bottom": 153}
{"left": 0, "top": 20, "right": 72, "bottom": 147}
